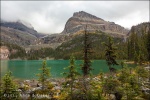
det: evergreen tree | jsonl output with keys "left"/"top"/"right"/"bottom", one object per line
{"left": 128, "top": 27, "right": 139, "bottom": 61}
{"left": 63, "top": 55, "right": 79, "bottom": 99}
{"left": 147, "top": 29, "right": 150, "bottom": 62}
{"left": 128, "top": 27, "right": 135, "bottom": 60}
{"left": 37, "top": 60, "right": 50, "bottom": 90}
{"left": 104, "top": 36, "right": 118, "bottom": 72}
{"left": 127, "top": 38, "right": 130, "bottom": 60}
{"left": 103, "top": 76, "right": 120, "bottom": 96}
{"left": 138, "top": 29, "right": 148, "bottom": 62}
{"left": 134, "top": 51, "right": 138, "bottom": 63}
{"left": 81, "top": 25, "right": 93, "bottom": 100}
{"left": 0, "top": 71, "right": 20, "bottom": 100}
{"left": 127, "top": 24, "right": 149, "bottom": 63}
{"left": 137, "top": 50, "right": 143, "bottom": 65}
{"left": 82, "top": 25, "right": 93, "bottom": 76}
{"left": 135, "top": 66, "right": 148, "bottom": 83}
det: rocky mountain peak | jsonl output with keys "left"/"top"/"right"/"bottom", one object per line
{"left": 73, "top": 11, "right": 104, "bottom": 21}
{"left": 62, "top": 11, "right": 129, "bottom": 36}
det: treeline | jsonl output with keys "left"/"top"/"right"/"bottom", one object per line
{"left": 26, "top": 48, "right": 54, "bottom": 60}
{"left": 2, "top": 22, "right": 149, "bottom": 62}
{"left": 127, "top": 22, "right": 150, "bottom": 63}
{"left": 54, "top": 22, "right": 150, "bottom": 62}
{"left": 0, "top": 41, "right": 54, "bottom": 60}
{"left": 54, "top": 32, "right": 125, "bottom": 60}
{"left": 0, "top": 33, "right": 127, "bottom": 60}
{"left": 0, "top": 41, "right": 26, "bottom": 59}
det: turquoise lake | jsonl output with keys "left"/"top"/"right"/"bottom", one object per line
{"left": 0, "top": 60, "right": 135, "bottom": 79}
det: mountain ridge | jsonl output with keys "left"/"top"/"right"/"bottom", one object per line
{"left": 0, "top": 21, "right": 44, "bottom": 38}
{"left": 1, "top": 11, "right": 148, "bottom": 51}
{"left": 61, "top": 11, "right": 129, "bottom": 35}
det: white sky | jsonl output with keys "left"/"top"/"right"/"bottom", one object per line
{"left": 1, "top": 1, "right": 149, "bottom": 34}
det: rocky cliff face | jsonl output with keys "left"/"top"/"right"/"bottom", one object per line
{"left": 128, "top": 22, "right": 150, "bottom": 36}
{"left": 1, "top": 26, "right": 38, "bottom": 47}
{"left": 61, "top": 11, "right": 129, "bottom": 36}
{"left": 0, "top": 46, "right": 9, "bottom": 60}
{"left": 0, "top": 21, "right": 47, "bottom": 47}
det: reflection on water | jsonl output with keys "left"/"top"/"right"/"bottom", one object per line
{"left": 0, "top": 60, "right": 136, "bottom": 79}
{"left": 0, "top": 60, "right": 8, "bottom": 76}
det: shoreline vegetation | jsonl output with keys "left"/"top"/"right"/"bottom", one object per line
{"left": 0, "top": 63, "right": 150, "bottom": 100}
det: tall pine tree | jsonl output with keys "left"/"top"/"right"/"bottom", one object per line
{"left": 37, "top": 60, "right": 50, "bottom": 90}
{"left": 81, "top": 25, "right": 93, "bottom": 100}
{"left": 147, "top": 29, "right": 150, "bottom": 62}
{"left": 104, "top": 36, "right": 118, "bottom": 72}
{"left": 82, "top": 25, "right": 93, "bottom": 76}
{"left": 63, "top": 55, "right": 79, "bottom": 99}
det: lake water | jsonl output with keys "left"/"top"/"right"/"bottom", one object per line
{"left": 0, "top": 60, "right": 135, "bottom": 79}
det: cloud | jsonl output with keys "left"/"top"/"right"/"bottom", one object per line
{"left": 1, "top": 1, "right": 149, "bottom": 34}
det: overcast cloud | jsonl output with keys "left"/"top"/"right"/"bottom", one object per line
{"left": 1, "top": 1, "right": 149, "bottom": 34}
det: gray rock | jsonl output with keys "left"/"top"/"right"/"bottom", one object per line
{"left": 61, "top": 11, "right": 129, "bottom": 37}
